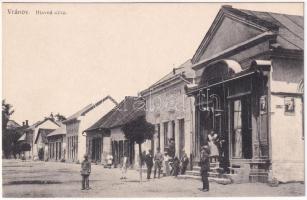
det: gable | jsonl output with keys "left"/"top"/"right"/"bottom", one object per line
{"left": 37, "top": 119, "right": 59, "bottom": 130}
{"left": 198, "top": 17, "right": 264, "bottom": 62}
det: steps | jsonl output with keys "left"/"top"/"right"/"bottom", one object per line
{"left": 180, "top": 162, "right": 232, "bottom": 184}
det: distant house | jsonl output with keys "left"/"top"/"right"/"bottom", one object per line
{"left": 85, "top": 96, "right": 145, "bottom": 167}
{"left": 21, "top": 118, "right": 60, "bottom": 160}
{"left": 34, "top": 128, "right": 54, "bottom": 161}
{"left": 62, "top": 98, "right": 114, "bottom": 163}
{"left": 47, "top": 124, "right": 66, "bottom": 162}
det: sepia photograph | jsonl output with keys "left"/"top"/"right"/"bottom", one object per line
{"left": 2, "top": 1, "right": 305, "bottom": 198}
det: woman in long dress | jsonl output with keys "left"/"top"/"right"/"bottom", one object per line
{"left": 208, "top": 131, "right": 219, "bottom": 162}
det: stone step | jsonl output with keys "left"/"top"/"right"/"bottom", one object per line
{"left": 249, "top": 174, "right": 268, "bottom": 183}
{"left": 186, "top": 170, "right": 200, "bottom": 176}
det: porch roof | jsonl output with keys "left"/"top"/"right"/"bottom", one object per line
{"left": 47, "top": 125, "right": 66, "bottom": 137}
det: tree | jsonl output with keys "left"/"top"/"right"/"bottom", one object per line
{"left": 122, "top": 116, "right": 155, "bottom": 182}
{"left": 2, "top": 100, "right": 15, "bottom": 158}
{"left": 54, "top": 113, "right": 66, "bottom": 122}
{"left": 2, "top": 100, "right": 14, "bottom": 131}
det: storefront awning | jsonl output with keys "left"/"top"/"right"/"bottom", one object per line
{"left": 186, "top": 70, "right": 256, "bottom": 96}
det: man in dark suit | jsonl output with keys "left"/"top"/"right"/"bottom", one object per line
{"left": 200, "top": 145, "right": 210, "bottom": 192}
{"left": 145, "top": 150, "right": 154, "bottom": 180}
{"left": 80, "top": 154, "right": 91, "bottom": 190}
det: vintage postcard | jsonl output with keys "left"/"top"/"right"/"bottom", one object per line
{"left": 2, "top": 1, "right": 305, "bottom": 198}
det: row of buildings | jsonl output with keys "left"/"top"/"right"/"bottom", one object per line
{"left": 18, "top": 6, "right": 304, "bottom": 183}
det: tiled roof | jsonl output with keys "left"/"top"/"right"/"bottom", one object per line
{"left": 85, "top": 96, "right": 145, "bottom": 132}
{"left": 229, "top": 7, "right": 303, "bottom": 50}
{"left": 140, "top": 59, "right": 194, "bottom": 95}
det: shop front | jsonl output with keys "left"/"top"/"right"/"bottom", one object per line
{"left": 187, "top": 59, "right": 271, "bottom": 181}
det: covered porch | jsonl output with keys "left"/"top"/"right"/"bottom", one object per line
{"left": 186, "top": 59, "right": 271, "bottom": 182}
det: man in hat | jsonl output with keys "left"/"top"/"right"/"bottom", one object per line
{"left": 200, "top": 145, "right": 210, "bottom": 192}
{"left": 144, "top": 150, "right": 154, "bottom": 180}
{"left": 80, "top": 154, "right": 91, "bottom": 190}
{"left": 154, "top": 147, "right": 164, "bottom": 178}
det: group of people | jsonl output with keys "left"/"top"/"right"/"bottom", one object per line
{"left": 79, "top": 131, "right": 219, "bottom": 191}
{"left": 143, "top": 146, "right": 190, "bottom": 180}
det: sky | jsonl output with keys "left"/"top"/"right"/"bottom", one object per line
{"left": 3, "top": 2, "right": 304, "bottom": 125}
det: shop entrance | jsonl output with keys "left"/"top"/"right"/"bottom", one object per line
{"left": 229, "top": 97, "right": 252, "bottom": 159}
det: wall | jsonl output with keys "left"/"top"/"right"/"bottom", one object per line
{"left": 270, "top": 95, "right": 304, "bottom": 182}
{"left": 76, "top": 101, "right": 114, "bottom": 162}
{"left": 145, "top": 82, "right": 194, "bottom": 158}
{"left": 32, "top": 120, "right": 59, "bottom": 160}
{"left": 199, "top": 17, "right": 262, "bottom": 61}
{"left": 269, "top": 57, "right": 304, "bottom": 182}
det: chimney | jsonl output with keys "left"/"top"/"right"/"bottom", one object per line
{"left": 222, "top": 5, "right": 232, "bottom": 9}
{"left": 22, "top": 122, "right": 25, "bottom": 126}
{"left": 25, "top": 120, "right": 29, "bottom": 126}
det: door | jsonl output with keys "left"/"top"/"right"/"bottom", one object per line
{"left": 229, "top": 97, "right": 252, "bottom": 159}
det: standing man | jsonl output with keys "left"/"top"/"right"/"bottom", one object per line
{"left": 154, "top": 147, "right": 164, "bottom": 178}
{"left": 145, "top": 150, "right": 153, "bottom": 180}
{"left": 180, "top": 151, "right": 189, "bottom": 175}
{"left": 80, "top": 154, "right": 91, "bottom": 190}
{"left": 200, "top": 145, "right": 210, "bottom": 192}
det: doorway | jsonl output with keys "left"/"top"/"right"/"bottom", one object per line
{"left": 229, "top": 97, "right": 252, "bottom": 159}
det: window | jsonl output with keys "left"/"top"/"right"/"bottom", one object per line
{"left": 163, "top": 122, "right": 168, "bottom": 145}
{"left": 157, "top": 124, "right": 160, "bottom": 149}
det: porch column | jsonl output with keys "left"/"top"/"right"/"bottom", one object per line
{"left": 160, "top": 122, "right": 165, "bottom": 153}
{"left": 175, "top": 119, "right": 180, "bottom": 157}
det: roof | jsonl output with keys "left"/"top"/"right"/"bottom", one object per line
{"left": 192, "top": 6, "right": 303, "bottom": 64}
{"left": 63, "top": 104, "right": 94, "bottom": 123}
{"left": 34, "top": 128, "right": 55, "bottom": 144}
{"left": 140, "top": 59, "right": 194, "bottom": 95}
{"left": 6, "top": 120, "right": 21, "bottom": 130}
{"left": 63, "top": 97, "right": 112, "bottom": 123}
{"left": 47, "top": 124, "right": 66, "bottom": 137}
{"left": 236, "top": 8, "right": 303, "bottom": 50}
{"left": 26, "top": 118, "right": 60, "bottom": 131}
{"left": 85, "top": 96, "right": 145, "bottom": 132}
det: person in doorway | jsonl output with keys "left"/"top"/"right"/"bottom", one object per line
{"left": 180, "top": 151, "right": 189, "bottom": 175}
{"left": 145, "top": 150, "right": 154, "bottom": 180}
{"left": 80, "top": 154, "right": 91, "bottom": 190}
{"left": 168, "top": 138, "right": 176, "bottom": 158}
{"left": 172, "top": 156, "right": 180, "bottom": 177}
{"left": 200, "top": 145, "right": 210, "bottom": 192}
{"left": 208, "top": 131, "right": 219, "bottom": 163}
{"left": 154, "top": 147, "right": 164, "bottom": 178}
{"left": 120, "top": 152, "right": 128, "bottom": 180}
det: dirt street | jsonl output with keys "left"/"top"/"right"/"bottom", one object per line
{"left": 2, "top": 159, "right": 305, "bottom": 197}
